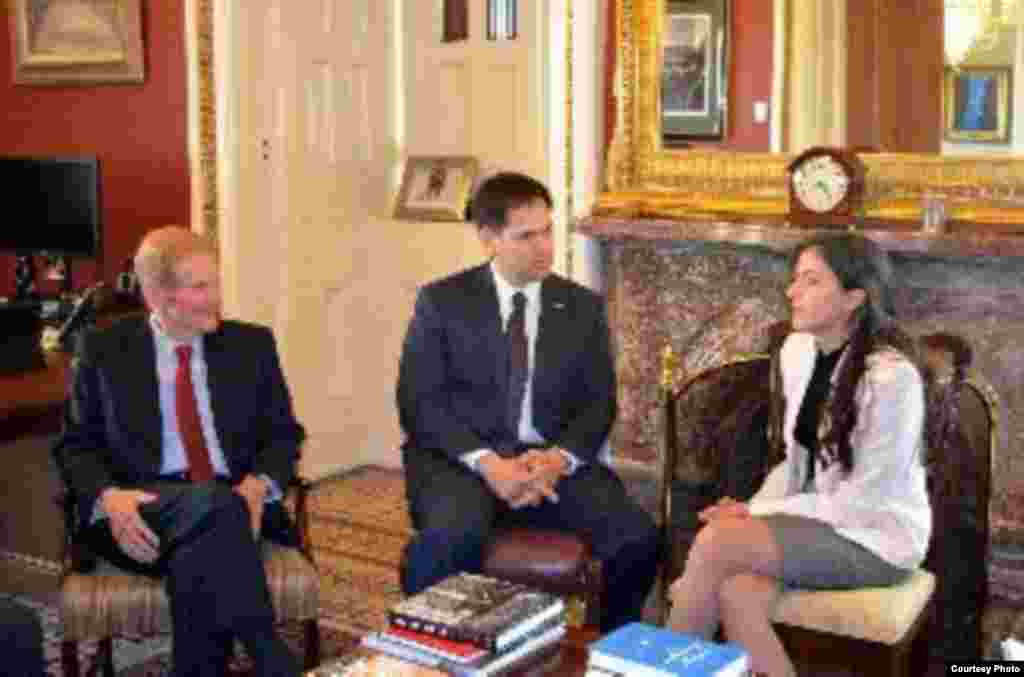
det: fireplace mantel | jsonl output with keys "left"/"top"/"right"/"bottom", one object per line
{"left": 578, "top": 216, "right": 1024, "bottom": 259}
{"left": 579, "top": 214, "right": 1024, "bottom": 604}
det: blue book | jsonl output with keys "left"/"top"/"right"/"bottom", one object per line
{"left": 588, "top": 623, "right": 750, "bottom": 677}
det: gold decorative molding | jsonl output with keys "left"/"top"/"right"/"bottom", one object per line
{"left": 188, "top": 0, "right": 218, "bottom": 239}
{"left": 600, "top": 0, "right": 1024, "bottom": 229}
{"left": 565, "top": 1, "right": 575, "bottom": 276}
{"left": 659, "top": 344, "right": 680, "bottom": 393}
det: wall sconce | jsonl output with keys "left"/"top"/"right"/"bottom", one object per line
{"left": 488, "top": 0, "right": 517, "bottom": 41}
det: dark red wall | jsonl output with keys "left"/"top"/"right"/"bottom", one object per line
{"left": 0, "top": 3, "right": 190, "bottom": 298}
{"left": 721, "top": 0, "right": 773, "bottom": 151}
{"left": 606, "top": 0, "right": 774, "bottom": 154}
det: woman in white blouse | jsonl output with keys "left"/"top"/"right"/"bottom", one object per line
{"left": 667, "top": 234, "right": 931, "bottom": 677}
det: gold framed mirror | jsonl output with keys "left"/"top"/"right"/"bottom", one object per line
{"left": 187, "top": 0, "right": 218, "bottom": 237}
{"left": 596, "top": 0, "right": 1024, "bottom": 228}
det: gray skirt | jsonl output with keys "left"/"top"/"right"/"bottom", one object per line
{"left": 760, "top": 513, "right": 911, "bottom": 590}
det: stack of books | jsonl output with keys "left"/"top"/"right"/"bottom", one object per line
{"left": 586, "top": 623, "right": 750, "bottom": 677}
{"left": 361, "top": 572, "right": 566, "bottom": 676}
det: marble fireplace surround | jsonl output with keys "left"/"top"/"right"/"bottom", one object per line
{"left": 579, "top": 216, "right": 1024, "bottom": 602}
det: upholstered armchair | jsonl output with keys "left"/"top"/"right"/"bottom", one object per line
{"left": 481, "top": 526, "right": 603, "bottom": 630}
{"left": 658, "top": 330, "right": 994, "bottom": 675}
{"left": 57, "top": 478, "right": 321, "bottom": 677}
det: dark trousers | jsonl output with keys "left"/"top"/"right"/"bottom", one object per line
{"left": 401, "top": 449, "right": 662, "bottom": 633}
{"left": 0, "top": 598, "right": 45, "bottom": 677}
{"left": 84, "top": 482, "right": 299, "bottom": 677}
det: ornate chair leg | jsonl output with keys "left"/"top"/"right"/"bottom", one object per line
{"left": 890, "top": 644, "right": 912, "bottom": 677}
{"left": 101, "top": 637, "right": 116, "bottom": 677}
{"left": 61, "top": 640, "right": 80, "bottom": 677}
{"left": 303, "top": 619, "right": 321, "bottom": 669}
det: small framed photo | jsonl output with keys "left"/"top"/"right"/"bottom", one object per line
{"left": 944, "top": 66, "right": 1012, "bottom": 144}
{"left": 10, "top": 0, "right": 146, "bottom": 86}
{"left": 394, "top": 156, "right": 479, "bottom": 221}
{"left": 661, "top": 0, "right": 729, "bottom": 141}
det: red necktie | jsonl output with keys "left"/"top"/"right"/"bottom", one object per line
{"left": 175, "top": 345, "right": 215, "bottom": 482}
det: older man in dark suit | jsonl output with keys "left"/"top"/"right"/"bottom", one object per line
{"left": 397, "top": 172, "right": 660, "bottom": 633}
{"left": 53, "top": 226, "right": 304, "bottom": 677}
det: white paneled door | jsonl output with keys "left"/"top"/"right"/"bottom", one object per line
{"left": 221, "top": 1, "right": 585, "bottom": 475}
{"left": 230, "top": 1, "right": 397, "bottom": 476}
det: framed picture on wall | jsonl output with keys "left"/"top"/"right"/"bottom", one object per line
{"left": 10, "top": 0, "right": 145, "bottom": 86}
{"left": 394, "top": 156, "right": 480, "bottom": 222}
{"left": 944, "top": 66, "right": 1012, "bottom": 144}
{"left": 661, "top": 0, "right": 729, "bottom": 141}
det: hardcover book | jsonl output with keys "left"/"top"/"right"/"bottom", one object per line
{"left": 363, "top": 622, "right": 566, "bottom": 677}
{"left": 588, "top": 623, "right": 750, "bottom": 677}
{"left": 388, "top": 572, "right": 564, "bottom": 651}
{"left": 378, "top": 625, "right": 489, "bottom": 664}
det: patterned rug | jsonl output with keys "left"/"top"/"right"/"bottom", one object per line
{"left": 306, "top": 465, "right": 412, "bottom": 638}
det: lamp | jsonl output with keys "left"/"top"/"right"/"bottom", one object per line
{"left": 945, "top": 0, "right": 1021, "bottom": 67}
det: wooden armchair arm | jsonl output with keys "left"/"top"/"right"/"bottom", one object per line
{"left": 287, "top": 475, "right": 315, "bottom": 559}
{"left": 53, "top": 486, "right": 97, "bottom": 575}
{"left": 656, "top": 344, "right": 779, "bottom": 623}
{"left": 56, "top": 476, "right": 317, "bottom": 573}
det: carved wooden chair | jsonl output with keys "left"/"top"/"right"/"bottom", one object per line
{"left": 57, "top": 478, "right": 321, "bottom": 677}
{"left": 658, "top": 331, "right": 995, "bottom": 676}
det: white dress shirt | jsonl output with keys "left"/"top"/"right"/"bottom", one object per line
{"left": 749, "top": 332, "right": 931, "bottom": 569}
{"left": 460, "top": 263, "right": 582, "bottom": 474}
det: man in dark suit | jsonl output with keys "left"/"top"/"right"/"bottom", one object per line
{"left": 53, "top": 226, "right": 304, "bottom": 677}
{"left": 397, "top": 172, "right": 660, "bottom": 633}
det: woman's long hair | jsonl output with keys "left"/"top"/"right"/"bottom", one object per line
{"left": 789, "top": 234, "right": 919, "bottom": 473}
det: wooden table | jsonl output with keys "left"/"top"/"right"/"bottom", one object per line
{"left": 0, "top": 349, "right": 70, "bottom": 444}
{"left": 0, "top": 348, "right": 70, "bottom": 584}
{"left": 0, "top": 306, "right": 142, "bottom": 587}
{"left": 0, "top": 304, "right": 144, "bottom": 444}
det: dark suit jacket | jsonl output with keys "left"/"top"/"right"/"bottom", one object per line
{"left": 53, "top": 316, "right": 306, "bottom": 528}
{"left": 397, "top": 263, "right": 616, "bottom": 468}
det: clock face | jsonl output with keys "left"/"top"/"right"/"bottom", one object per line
{"left": 791, "top": 155, "right": 851, "bottom": 213}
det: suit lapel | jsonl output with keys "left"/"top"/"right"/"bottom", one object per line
{"left": 534, "top": 276, "right": 568, "bottom": 393}
{"left": 114, "top": 320, "right": 163, "bottom": 468}
{"left": 469, "top": 265, "right": 508, "bottom": 390}
{"left": 202, "top": 328, "right": 234, "bottom": 470}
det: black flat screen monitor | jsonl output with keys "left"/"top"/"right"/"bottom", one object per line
{"left": 0, "top": 155, "right": 102, "bottom": 257}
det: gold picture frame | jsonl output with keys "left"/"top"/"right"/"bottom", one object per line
{"left": 10, "top": 0, "right": 145, "bottom": 86}
{"left": 598, "top": 0, "right": 1024, "bottom": 227}
{"left": 394, "top": 156, "right": 479, "bottom": 222}
{"left": 944, "top": 66, "right": 1011, "bottom": 145}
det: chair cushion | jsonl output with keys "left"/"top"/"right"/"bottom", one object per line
{"left": 481, "top": 528, "right": 599, "bottom": 595}
{"left": 772, "top": 568, "right": 935, "bottom": 645}
{"left": 60, "top": 543, "right": 319, "bottom": 641}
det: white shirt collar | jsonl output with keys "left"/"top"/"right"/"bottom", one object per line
{"left": 149, "top": 312, "right": 202, "bottom": 352}
{"left": 489, "top": 262, "right": 542, "bottom": 318}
